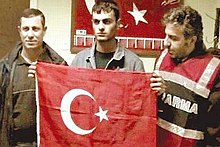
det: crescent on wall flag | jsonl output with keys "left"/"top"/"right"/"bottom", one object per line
{"left": 36, "top": 62, "right": 157, "bottom": 147}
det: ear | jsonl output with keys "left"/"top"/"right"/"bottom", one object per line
{"left": 17, "top": 26, "right": 21, "bottom": 32}
{"left": 44, "top": 26, "right": 47, "bottom": 31}
{"left": 190, "top": 36, "right": 197, "bottom": 46}
{"left": 43, "top": 26, "right": 47, "bottom": 36}
{"left": 116, "top": 18, "right": 121, "bottom": 30}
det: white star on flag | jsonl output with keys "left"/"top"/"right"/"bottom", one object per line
{"left": 127, "top": 3, "right": 148, "bottom": 25}
{"left": 95, "top": 106, "right": 109, "bottom": 122}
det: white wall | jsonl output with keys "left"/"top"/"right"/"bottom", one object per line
{"left": 30, "top": 0, "right": 74, "bottom": 65}
{"left": 185, "top": 0, "right": 220, "bottom": 49}
{"left": 141, "top": 57, "right": 156, "bottom": 72}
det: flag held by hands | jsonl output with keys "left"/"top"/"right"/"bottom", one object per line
{"left": 36, "top": 62, "right": 157, "bottom": 147}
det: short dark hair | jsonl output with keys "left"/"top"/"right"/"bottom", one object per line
{"left": 162, "top": 6, "right": 204, "bottom": 50}
{"left": 92, "top": 0, "right": 120, "bottom": 21}
{"left": 19, "top": 8, "right": 45, "bottom": 27}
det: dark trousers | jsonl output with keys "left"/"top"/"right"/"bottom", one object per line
{"left": 11, "top": 128, "right": 37, "bottom": 147}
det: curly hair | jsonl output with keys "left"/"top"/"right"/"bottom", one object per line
{"left": 163, "top": 6, "right": 205, "bottom": 50}
{"left": 92, "top": 0, "right": 120, "bottom": 21}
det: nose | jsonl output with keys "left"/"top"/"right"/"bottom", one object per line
{"left": 27, "top": 30, "right": 34, "bottom": 38}
{"left": 98, "top": 21, "right": 104, "bottom": 31}
{"left": 164, "top": 36, "right": 171, "bottom": 48}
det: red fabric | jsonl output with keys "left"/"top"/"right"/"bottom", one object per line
{"left": 158, "top": 127, "right": 196, "bottom": 147}
{"left": 75, "top": 0, "right": 179, "bottom": 38}
{"left": 36, "top": 62, "right": 157, "bottom": 147}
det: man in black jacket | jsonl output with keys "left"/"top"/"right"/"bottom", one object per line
{"left": 0, "top": 8, "right": 65, "bottom": 147}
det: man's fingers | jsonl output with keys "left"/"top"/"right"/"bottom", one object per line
{"left": 28, "top": 61, "right": 37, "bottom": 78}
{"left": 28, "top": 73, "right": 35, "bottom": 78}
{"left": 150, "top": 71, "right": 166, "bottom": 96}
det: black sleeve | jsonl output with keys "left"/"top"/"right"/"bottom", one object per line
{"left": 205, "top": 75, "right": 220, "bottom": 146}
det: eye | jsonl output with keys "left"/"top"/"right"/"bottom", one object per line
{"left": 93, "top": 19, "right": 100, "bottom": 25}
{"left": 171, "top": 36, "right": 178, "bottom": 41}
{"left": 168, "top": 35, "right": 178, "bottom": 41}
{"left": 22, "top": 27, "right": 29, "bottom": 31}
{"left": 103, "top": 19, "right": 112, "bottom": 25}
{"left": 32, "top": 26, "right": 41, "bottom": 32}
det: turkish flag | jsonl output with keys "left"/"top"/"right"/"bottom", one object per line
{"left": 36, "top": 62, "right": 157, "bottom": 147}
{"left": 75, "top": 0, "right": 180, "bottom": 38}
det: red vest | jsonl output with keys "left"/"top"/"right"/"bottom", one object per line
{"left": 155, "top": 49, "right": 220, "bottom": 147}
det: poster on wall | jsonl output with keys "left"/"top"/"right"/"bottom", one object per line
{"left": 73, "top": 0, "right": 181, "bottom": 55}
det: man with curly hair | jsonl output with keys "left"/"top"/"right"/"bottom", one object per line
{"left": 151, "top": 6, "right": 220, "bottom": 146}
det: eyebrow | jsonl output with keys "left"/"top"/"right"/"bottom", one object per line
{"left": 92, "top": 18, "right": 113, "bottom": 21}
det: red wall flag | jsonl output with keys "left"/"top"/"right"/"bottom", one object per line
{"left": 75, "top": 0, "right": 180, "bottom": 38}
{"left": 36, "top": 62, "right": 157, "bottom": 147}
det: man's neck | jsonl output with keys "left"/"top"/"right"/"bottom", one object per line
{"left": 96, "top": 39, "right": 117, "bottom": 53}
{"left": 21, "top": 46, "right": 44, "bottom": 63}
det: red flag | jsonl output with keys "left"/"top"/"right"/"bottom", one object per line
{"left": 36, "top": 62, "right": 157, "bottom": 147}
{"left": 75, "top": 0, "right": 180, "bottom": 38}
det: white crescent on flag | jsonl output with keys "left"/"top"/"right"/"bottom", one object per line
{"left": 60, "top": 88, "right": 109, "bottom": 135}
{"left": 60, "top": 89, "right": 97, "bottom": 135}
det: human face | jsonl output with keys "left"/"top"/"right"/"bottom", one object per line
{"left": 164, "top": 23, "right": 195, "bottom": 60}
{"left": 92, "top": 10, "right": 119, "bottom": 42}
{"left": 18, "top": 16, "right": 46, "bottom": 50}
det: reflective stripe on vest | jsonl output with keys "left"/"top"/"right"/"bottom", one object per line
{"left": 155, "top": 49, "right": 220, "bottom": 98}
{"left": 158, "top": 117, "right": 204, "bottom": 140}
